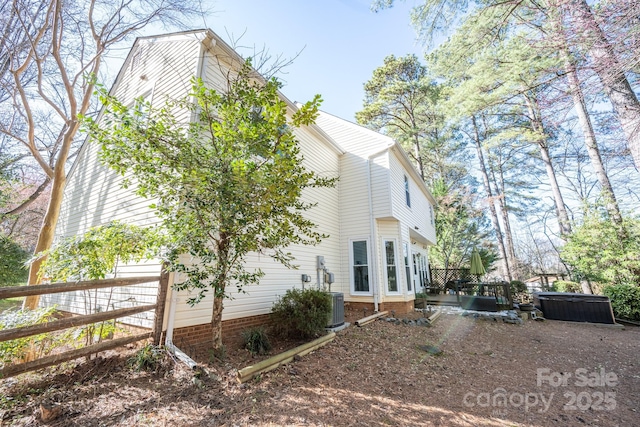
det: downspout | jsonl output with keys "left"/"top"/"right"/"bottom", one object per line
{"left": 159, "top": 34, "right": 212, "bottom": 371}
{"left": 163, "top": 277, "right": 198, "bottom": 369}
{"left": 367, "top": 145, "right": 393, "bottom": 312}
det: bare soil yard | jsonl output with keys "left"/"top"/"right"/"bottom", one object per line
{"left": 1, "top": 308, "right": 638, "bottom": 426}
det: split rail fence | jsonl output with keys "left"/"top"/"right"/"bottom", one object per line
{"left": 0, "top": 271, "right": 169, "bottom": 378}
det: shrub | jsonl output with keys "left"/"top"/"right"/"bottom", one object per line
{"left": 554, "top": 280, "right": 582, "bottom": 293}
{"left": 510, "top": 280, "right": 527, "bottom": 294}
{"left": 0, "top": 307, "right": 71, "bottom": 367}
{"left": 271, "top": 288, "right": 332, "bottom": 339}
{"left": 0, "top": 235, "right": 29, "bottom": 286}
{"left": 603, "top": 285, "right": 640, "bottom": 321}
{"left": 128, "top": 344, "right": 165, "bottom": 371}
{"left": 242, "top": 327, "right": 272, "bottom": 355}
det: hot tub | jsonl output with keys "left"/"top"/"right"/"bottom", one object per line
{"left": 533, "top": 292, "right": 615, "bottom": 324}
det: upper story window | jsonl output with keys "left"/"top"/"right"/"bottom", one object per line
{"left": 404, "top": 175, "right": 411, "bottom": 208}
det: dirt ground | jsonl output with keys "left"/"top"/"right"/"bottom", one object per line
{"left": 1, "top": 308, "right": 639, "bottom": 426}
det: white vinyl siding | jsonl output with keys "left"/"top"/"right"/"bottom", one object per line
{"left": 172, "top": 116, "right": 342, "bottom": 327}
{"left": 47, "top": 35, "right": 204, "bottom": 328}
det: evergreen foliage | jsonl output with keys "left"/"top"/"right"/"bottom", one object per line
{"left": 561, "top": 210, "right": 640, "bottom": 286}
{"left": 603, "top": 285, "right": 640, "bottom": 321}
{"left": 0, "top": 234, "right": 30, "bottom": 286}
{"left": 271, "top": 288, "right": 332, "bottom": 339}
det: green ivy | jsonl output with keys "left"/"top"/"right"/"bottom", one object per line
{"left": 553, "top": 280, "right": 581, "bottom": 293}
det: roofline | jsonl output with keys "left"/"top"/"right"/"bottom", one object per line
{"left": 317, "top": 110, "right": 436, "bottom": 205}
{"left": 390, "top": 144, "right": 436, "bottom": 205}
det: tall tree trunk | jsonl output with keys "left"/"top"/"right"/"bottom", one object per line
{"left": 568, "top": 0, "right": 640, "bottom": 169}
{"left": 412, "top": 133, "right": 425, "bottom": 180}
{"left": 524, "top": 94, "right": 572, "bottom": 237}
{"left": 23, "top": 171, "right": 65, "bottom": 309}
{"left": 489, "top": 158, "right": 518, "bottom": 280}
{"left": 471, "top": 116, "right": 511, "bottom": 281}
{"left": 564, "top": 58, "right": 623, "bottom": 225}
{"left": 549, "top": 2, "right": 624, "bottom": 225}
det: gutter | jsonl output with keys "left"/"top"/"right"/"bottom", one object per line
{"left": 367, "top": 144, "right": 394, "bottom": 312}
{"left": 164, "top": 286, "right": 198, "bottom": 370}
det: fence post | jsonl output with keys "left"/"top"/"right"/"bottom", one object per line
{"left": 153, "top": 266, "right": 170, "bottom": 345}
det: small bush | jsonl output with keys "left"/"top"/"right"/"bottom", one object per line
{"left": 510, "top": 280, "right": 527, "bottom": 294}
{"left": 271, "top": 288, "right": 332, "bottom": 339}
{"left": 242, "top": 327, "right": 271, "bottom": 355}
{"left": 554, "top": 280, "right": 582, "bottom": 293}
{"left": 128, "top": 344, "right": 164, "bottom": 371}
{"left": 0, "top": 307, "right": 70, "bottom": 366}
{"left": 603, "top": 285, "right": 640, "bottom": 321}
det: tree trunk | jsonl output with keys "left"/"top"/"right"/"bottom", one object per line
{"left": 552, "top": 5, "right": 623, "bottom": 226}
{"left": 580, "top": 280, "right": 593, "bottom": 295}
{"left": 471, "top": 116, "right": 511, "bottom": 281}
{"left": 23, "top": 170, "right": 66, "bottom": 309}
{"left": 211, "top": 295, "right": 224, "bottom": 350}
{"left": 413, "top": 134, "right": 425, "bottom": 180}
{"left": 524, "top": 94, "right": 572, "bottom": 237}
{"left": 569, "top": 0, "right": 640, "bottom": 169}
{"left": 492, "top": 164, "right": 518, "bottom": 280}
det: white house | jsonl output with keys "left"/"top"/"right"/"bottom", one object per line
{"left": 44, "top": 29, "right": 437, "bottom": 347}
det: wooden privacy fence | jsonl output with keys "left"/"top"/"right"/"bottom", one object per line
{"left": 0, "top": 271, "right": 169, "bottom": 378}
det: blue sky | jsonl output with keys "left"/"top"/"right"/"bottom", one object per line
{"left": 202, "top": 0, "right": 425, "bottom": 121}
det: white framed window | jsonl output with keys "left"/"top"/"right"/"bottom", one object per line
{"left": 403, "top": 242, "right": 412, "bottom": 293}
{"left": 350, "top": 239, "right": 371, "bottom": 294}
{"left": 404, "top": 175, "right": 411, "bottom": 208}
{"left": 383, "top": 239, "right": 399, "bottom": 293}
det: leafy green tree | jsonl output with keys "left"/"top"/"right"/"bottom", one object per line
{"left": 86, "top": 61, "right": 334, "bottom": 349}
{"left": 356, "top": 54, "right": 467, "bottom": 189}
{"left": 561, "top": 208, "right": 640, "bottom": 286}
{"left": 36, "top": 221, "right": 164, "bottom": 282}
{"left": 428, "top": 178, "right": 492, "bottom": 275}
{"left": 0, "top": 234, "right": 30, "bottom": 286}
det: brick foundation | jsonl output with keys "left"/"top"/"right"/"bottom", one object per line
{"left": 378, "top": 301, "right": 414, "bottom": 315}
{"left": 171, "top": 313, "right": 273, "bottom": 349}
{"left": 345, "top": 300, "right": 414, "bottom": 316}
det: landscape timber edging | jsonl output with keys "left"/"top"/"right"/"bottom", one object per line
{"left": 237, "top": 332, "right": 336, "bottom": 383}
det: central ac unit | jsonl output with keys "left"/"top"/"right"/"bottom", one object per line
{"left": 327, "top": 292, "right": 344, "bottom": 328}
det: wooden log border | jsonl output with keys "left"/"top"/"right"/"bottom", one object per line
{"left": 237, "top": 332, "right": 336, "bottom": 383}
{"left": 355, "top": 311, "right": 389, "bottom": 327}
